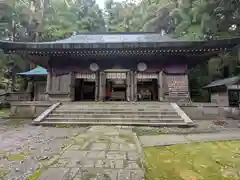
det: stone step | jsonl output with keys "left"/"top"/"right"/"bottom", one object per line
{"left": 60, "top": 104, "right": 172, "bottom": 106}
{"left": 39, "top": 121, "right": 188, "bottom": 126}
{"left": 60, "top": 104, "right": 172, "bottom": 107}
{"left": 49, "top": 113, "right": 180, "bottom": 118}
{"left": 54, "top": 109, "right": 178, "bottom": 114}
{"left": 61, "top": 103, "right": 171, "bottom": 105}
{"left": 57, "top": 106, "right": 174, "bottom": 109}
{"left": 53, "top": 111, "right": 178, "bottom": 115}
{"left": 59, "top": 107, "right": 173, "bottom": 109}
{"left": 58, "top": 108, "right": 173, "bottom": 111}
{"left": 45, "top": 117, "right": 183, "bottom": 123}
{"left": 43, "top": 120, "right": 184, "bottom": 125}
{"left": 58, "top": 106, "right": 173, "bottom": 111}
{"left": 62, "top": 102, "right": 171, "bottom": 104}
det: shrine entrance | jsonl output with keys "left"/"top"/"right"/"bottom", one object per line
{"left": 74, "top": 73, "right": 96, "bottom": 101}
{"left": 136, "top": 73, "right": 158, "bottom": 101}
{"left": 105, "top": 71, "right": 127, "bottom": 101}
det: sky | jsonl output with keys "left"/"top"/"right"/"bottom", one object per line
{"left": 95, "top": 0, "right": 124, "bottom": 9}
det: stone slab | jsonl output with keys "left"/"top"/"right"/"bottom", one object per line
{"left": 185, "top": 132, "right": 240, "bottom": 142}
{"left": 61, "top": 150, "right": 87, "bottom": 159}
{"left": 106, "top": 151, "right": 126, "bottom": 160}
{"left": 140, "top": 132, "right": 240, "bottom": 147}
{"left": 90, "top": 143, "right": 109, "bottom": 150}
{"left": 86, "top": 151, "right": 106, "bottom": 159}
{"left": 139, "top": 134, "right": 189, "bottom": 147}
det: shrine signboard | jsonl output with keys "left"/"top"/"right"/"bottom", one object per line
{"left": 106, "top": 72, "right": 126, "bottom": 79}
{"left": 137, "top": 73, "right": 158, "bottom": 79}
{"left": 75, "top": 73, "right": 96, "bottom": 80}
{"left": 228, "top": 84, "right": 240, "bottom": 90}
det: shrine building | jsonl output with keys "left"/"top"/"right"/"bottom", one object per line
{"left": 1, "top": 33, "right": 240, "bottom": 102}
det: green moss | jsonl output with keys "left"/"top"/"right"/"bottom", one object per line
{"left": 0, "top": 108, "right": 10, "bottom": 117}
{"left": 7, "top": 152, "right": 31, "bottom": 161}
{"left": 28, "top": 170, "right": 42, "bottom": 180}
{"left": 133, "top": 127, "right": 165, "bottom": 136}
{"left": 0, "top": 169, "right": 8, "bottom": 179}
{"left": 144, "top": 141, "right": 240, "bottom": 180}
{"left": 55, "top": 124, "right": 72, "bottom": 128}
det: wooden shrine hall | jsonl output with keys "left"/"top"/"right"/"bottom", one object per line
{"left": 1, "top": 32, "right": 240, "bottom": 102}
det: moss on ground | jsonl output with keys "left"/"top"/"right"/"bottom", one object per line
{"left": 144, "top": 141, "right": 240, "bottom": 180}
{"left": 7, "top": 152, "right": 31, "bottom": 161}
{"left": 133, "top": 127, "right": 165, "bottom": 136}
{"left": 0, "top": 169, "right": 8, "bottom": 179}
{"left": 0, "top": 108, "right": 10, "bottom": 117}
{"left": 28, "top": 170, "right": 42, "bottom": 180}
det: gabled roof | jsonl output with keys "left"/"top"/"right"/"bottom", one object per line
{"left": 17, "top": 66, "right": 47, "bottom": 76}
{"left": 0, "top": 32, "right": 239, "bottom": 52}
{"left": 204, "top": 76, "right": 240, "bottom": 88}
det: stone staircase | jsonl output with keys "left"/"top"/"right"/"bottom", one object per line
{"left": 35, "top": 102, "right": 194, "bottom": 126}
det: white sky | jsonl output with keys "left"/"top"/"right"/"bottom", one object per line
{"left": 96, "top": 0, "right": 125, "bottom": 9}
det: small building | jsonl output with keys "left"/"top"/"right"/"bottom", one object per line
{"left": 204, "top": 76, "right": 240, "bottom": 107}
{"left": 17, "top": 66, "right": 47, "bottom": 101}
{"left": 0, "top": 33, "right": 240, "bottom": 102}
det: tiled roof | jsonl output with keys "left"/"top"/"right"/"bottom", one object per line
{"left": 204, "top": 76, "right": 240, "bottom": 88}
{"left": 17, "top": 66, "right": 47, "bottom": 76}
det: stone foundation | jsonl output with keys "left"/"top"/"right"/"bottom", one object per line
{"left": 179, "top": 102, "right": 240, "bottom": 120}
{"left": 10, "top": 101, "right": 54, "bottom": 118}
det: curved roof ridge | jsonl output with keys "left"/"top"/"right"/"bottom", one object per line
{"left": 54, "top": 33, "right": 180, "bottom": 43}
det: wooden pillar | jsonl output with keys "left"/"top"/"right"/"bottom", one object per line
{"left": 126, "top": 71, "right": 131, "bottom": 101}
{"left": 95, "top": 72, "right": 99, "bottom": 101}
{"left": 99, "top": 71, "right": 106, "bottom": 101}
{"left": 69, "top": 72, "right": 75, "bottom": 101}
{"left": 130, "top": 71, "right": 134, "bottom": 101}
{"left": 46, "top": 73, "right": 51, "bottom": 93}
{"left": 45, "top": 71, "right": 52, "bottom": 100}
{"left": 133, "top": 71, "right": 137, "bottom": 101}
{"left": 158, "top": 71, "right": 163, "bottom": 101}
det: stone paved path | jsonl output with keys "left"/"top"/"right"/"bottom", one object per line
{"left": 39, "top": 126, "right": 144, "bottom": 180}
{"left": 0, "top": 124, "right": 144, "bottom": 180}
{"left": 139, "top": 131, "right": 240, "bottom": 147}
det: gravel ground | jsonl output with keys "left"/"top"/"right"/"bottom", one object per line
{"left": 0, "top": 121, "right": 87, "bottom": 180}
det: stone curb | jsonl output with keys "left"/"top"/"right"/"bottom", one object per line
{"left": 132, "top": 132, "right": 145, "bottom": 173}
{"left": 140, "top": 133, "right": 240, "bottom": 147}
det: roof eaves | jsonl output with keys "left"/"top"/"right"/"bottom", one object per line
{"left": 204, "top": 76, "right": 240, "bottom": 88}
